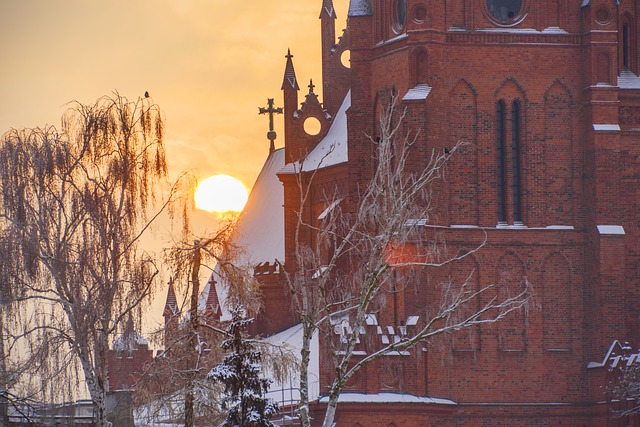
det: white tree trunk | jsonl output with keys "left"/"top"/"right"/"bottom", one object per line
{"left": 0, "top": 313, "right": 8, "bottom": 427}
{"left": 321, "top": 395, "right": 339, "bottom": 427}
{"left": 78, "top": 347, "right": 111, "bottom": 427}
{"left": 298, "top": 323, "right": 313, "bottom": 427}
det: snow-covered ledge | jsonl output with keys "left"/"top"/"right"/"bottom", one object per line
{"left": 403, "top": 84, "right": 432, "bottom": 101}
{"left": 317, "top": 393, "right": 456, "bottom": 406}
{"left": 597, "top": 225, "right": 625, "bottom": 235}
{"left": 593, "top": 124, "right": 620, "bottom": 132}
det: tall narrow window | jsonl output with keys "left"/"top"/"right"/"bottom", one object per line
{"left": 496, "top": 101, "right": 507, "bottom": 224}
{"left": 415, "top": 50, "right": 428, "bottom": 84}
{"left": 511, "top": 101, "right": 522, "bottom": 223}
{"left": 623, "top": 23, "right": 630, "bottom": 69}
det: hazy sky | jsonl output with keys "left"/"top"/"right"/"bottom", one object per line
{"left": 0, "top": 0, "right": 351, "bottom": 331}
{"left": 0, "top": 0, "right": 349, "bottom": 192}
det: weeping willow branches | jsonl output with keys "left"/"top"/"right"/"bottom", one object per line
{"left": 0, "top": 93, "right": 178, "bottom": 427}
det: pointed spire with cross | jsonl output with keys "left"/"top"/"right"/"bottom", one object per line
{"left": 259, "top": 98, "right": 283, "bottom": 154}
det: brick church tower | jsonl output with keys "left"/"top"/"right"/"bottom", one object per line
{"left": 237, "top": 0, "right": 640, "bottom": 425}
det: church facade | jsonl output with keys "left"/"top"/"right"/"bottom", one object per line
{"left": 237, "top": 0, "right": 640, "bottom": 425}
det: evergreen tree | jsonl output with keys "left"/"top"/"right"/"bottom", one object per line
{"left": 208, "top": 309, "right": 278, "bottom": 427}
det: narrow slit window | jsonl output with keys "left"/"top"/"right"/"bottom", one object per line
{"left": 511, "top": 101, "right": 522, "bottom": 223}
{"left": 497, "top": 101, "right": 507, "bottom": 223}
{"left": 623, "top": 23, "right": 630, "bottom": 69}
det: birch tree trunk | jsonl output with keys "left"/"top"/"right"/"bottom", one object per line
{"left": 298, "top": 323, "right": 313, "bottom": 427}
{"left": 0, "top": 313, "right": 8, "bottom": 427}
{"left": 185, "top": 240, "right": 201, "bottom": 427}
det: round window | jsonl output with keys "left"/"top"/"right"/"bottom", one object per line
{"left": 393, "top": 0, "right": 407, "bottom": 33}
{"left": 486, "top": 0, "right": 522, "bottom": 23}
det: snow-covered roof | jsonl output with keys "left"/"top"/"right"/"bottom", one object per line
{"left": 208, "top": 148, "right": 285, "bottom": 320}
{"left": 264, "top": 323, "right": 320, "bottom": 405}
{"left": 280, "top": 91, "right": 350, "bottom": 174}
{"left": 234, "top": 148, "right": 286, "bottom": 263}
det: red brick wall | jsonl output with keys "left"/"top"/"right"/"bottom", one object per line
{"left": 274, "top": 0, "right": 640, "bottom": 425}
{"left": 107, "top": 344, "right": 153, "bottom": 391}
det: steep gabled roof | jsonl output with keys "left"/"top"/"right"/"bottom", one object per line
{"left": 209, "top": 148, "right": 286, "bottom": 320}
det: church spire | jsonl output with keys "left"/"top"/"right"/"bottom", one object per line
{"left": 281, "top": 49, "right": 300, "bottom": 91}
{"left": 163, "top": 277, "right": 178, "bottom": 322}
{"left": 320, "top": 0, "right": 337, "bottom": 19}
{"left": 203, "top": 277, "right": 222, "bottom": 321}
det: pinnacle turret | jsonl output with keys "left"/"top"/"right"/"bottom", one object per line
{"left": 320, "top": 0, "right": 337, "bottom": 19}
{"left": 281, "top": 49, "right": 300, "bottom": 91}
{"left": 163, "top": 277, "right": 178, "bottom": 320}
{"left": 203, "top": 277, "right": 222, "bottom": 320}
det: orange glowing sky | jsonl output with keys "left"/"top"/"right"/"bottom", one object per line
{"left": 0, "top": 0, "right": 349, "bottom": 196}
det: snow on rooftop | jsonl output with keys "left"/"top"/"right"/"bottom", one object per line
{"left": 234, "top": 148, "right": 286, "bottom": 263}
{"left": 318, "top": 393, "right": 456, "bottom": 405}
{"left": 210, "top": 148, "right": 285, "bottom": 320}
{"left": 264, "top": 323, "right": 320, "bottom": 405}
{"left": 280, "top": 91, "right": 350, "bottom": 174}
{"left": 303, "top": 91, "right": 350, "bottom": 171}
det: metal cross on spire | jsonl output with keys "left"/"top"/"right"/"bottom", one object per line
{"left": 259, "top": 98, "right": 283, "bottom": 154}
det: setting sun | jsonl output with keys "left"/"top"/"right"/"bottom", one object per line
{"left": 194, "top": 174, "right": 249, "bottom": 213}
